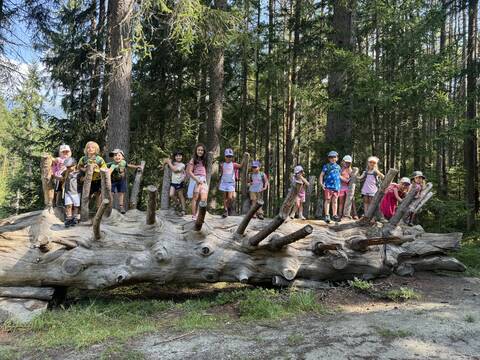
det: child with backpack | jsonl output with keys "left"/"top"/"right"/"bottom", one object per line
{"left": 358, "top": 156, "right": 384, "bottom": 215}
{"left": 319, "top": 151, "right": 341, "bottom": 223}
{"left": 292, "top": 165, "right": 310, "bottom": 220}
{"left": 248, "top": 160, "right": 269, "bottom": 220}
{"left": 107, "top": 149, "right": 142, "bottom": 214}
{"left": 186, "top": 143, "right": 209, "bottom": 220}
{"left": 63, "top": 157, "right": 81, "bottom": 227}
{"left": 51, "top": 144, "right": 72, "bottom": 206}
{"left": 380, "top": 177, "right": 411, "bottom": 219}
{"left": 164, "top": 150, "right": 187, "bottom": 216}
{"left": 78, "top": 141, "right": 107, "bottom": 208}
{"left": 219, "top": 148, "right": 243, "bottom": 218}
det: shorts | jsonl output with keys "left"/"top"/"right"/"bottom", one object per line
{"left": 297, "top": 192, "right": 306, "bottom": 203}
{"left": 323, "top": 188, "right": 339, "bottom": 201}
{"left": 90, "top": 179, "right": 102, "bottom": 195}
{"left": 112, "top": 179, "right": 127, "bottom": 193}
{"left": 249, "top": 191, "right": 263, "bottom": 201}
{"left": 65, "top": 193, "right": 80, "bottom": 207}
{"left": 219, "top": 182, "right": 235, "bottom": 192}
{"left": 187, "top": 176, "right": 208, "bottom": 198}
{"left": 361, "top": 193, "right": 376, "bottom": 198}
{"left": 171, "top": 182, "right": 184, "bottom": 191}
{"left": 339, "top": 188, "right": 349, "bottom": 197}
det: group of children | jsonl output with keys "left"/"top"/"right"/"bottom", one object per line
{"left": 163, "top": 145, "right": 426, "bottom": 223}
{"left": 164, "top": 144, "right": 270, "bottom": 220}
{"left": 51, "top": 141, "right": 141, "bottom": 227}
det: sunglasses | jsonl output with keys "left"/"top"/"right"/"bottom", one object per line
{"left": 226, "top": 155, "right": 233, "bottom": 158}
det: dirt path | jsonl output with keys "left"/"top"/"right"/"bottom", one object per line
{"left": 61, "top": 273, "right": 480, "bottom": 360}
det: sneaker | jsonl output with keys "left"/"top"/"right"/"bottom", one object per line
{"left": 64, "top": 218, "right": 72, "bottom": 228}
{"left": 192, "top": 214, "right": 197, "bottom": 221}
{"left": 332, "top": 215, "right": 341, "bottom": 222}
{"left": 120, "top": 207, "right": 126, "bottom": 214}
{"left": 324, "top": 215, "right": 331, "bottom": 224}
{"left": 70, "top": 218, "right": 77, "bottom": 226}
{"left": 222, "top": 210, "right": 228, "bottom": 218}
{"left": 258, "top": 214, "right": 264, "bottom": 220}
{"left": 299, "top": 215, "right": 306, "bottom": 220}
{"left": 179, "top": 210, "right": 186, "bottom": 217}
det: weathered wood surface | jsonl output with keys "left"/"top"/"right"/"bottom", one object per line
{"left": 80, "top": 164, "right": 94, "bottom": 221}
{"left": 93, "top": 199, "right": 110, "bottom": 240}
{"left": 146, "top": 185, "right": 158, "bottom": 225}
{"left": 303, "top": 176, "right": 316, "bottom": 219}
{"left": 160, "top": 165, "right": 171, "bottom": 210}
{"left": 129, "top": 160, "right": 145, "bottom": 209}
{"left": 343, "top": 167, "right": 359, "bottom": 218}
{"left": 0, "top": 204, "right": 465, "bottom": 289}
{"left": 0, "top": 286, "right": 55, "bottom": 301}
{"left": 41, "top": 154, "right": 54, "bottom": 209}
{"left": 363, "top": 168, "right": 398, "bottom": 221}
{"left": 100, "top": 168, "right": 113, "bottom": 217}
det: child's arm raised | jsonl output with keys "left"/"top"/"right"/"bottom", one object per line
{"left": 262, "top": 173, "right": 270, "bottom": 191}
{"left": 357, "top": 171, "right": 366, "bottom": 180}
{"left": 299, "top": 175, "right": 310, "bottom": 186}
{"left": 375, "top": 169, "right": 385, "bottom": 179}
{"left": 163, "top": 159, "right": 179, "bottom": 172}
{"left": 127, "top": 163, "right": 142, "bottom": 170}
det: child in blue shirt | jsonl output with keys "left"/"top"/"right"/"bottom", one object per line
{"left": 319, "top": 151, "right": 341, "bottom": 223}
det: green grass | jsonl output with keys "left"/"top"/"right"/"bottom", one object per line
{"left": 0, "top": 288, "right": 327, "bottom": 353}
{"left": 374, "top": 327, "right": 413, "bottom": 339}
{"left": 453, "top": 235, "right": 480, "bottom": 277}
{"left": 348, "top": 277, "right": 373, "bottom": 291}
{"left": 0, "top": 345, "right": 19, "bottom": 360}
{"left": 384, "top": 287, "right": 420, "bottom": 302}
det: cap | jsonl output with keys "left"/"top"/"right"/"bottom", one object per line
{"left": 328, "top": 151, "right": 338, "bottom": 158}
{"left": 411, "top": 171, "right": 425, "bottom": 179}
{"left": 59, "top": 144, "right": 71, "bottom": 153}
{"left": 64, "top": 157, "right": 77, "bottom": 167}
{"left": 342, "top": 155, "right": 352, "bottom": 162}
{"left": 399, "top": 177, "right": 411, "bottom": 184}
{"left": 367, "top": 156, "right": 379, "bottom": 163}
{"left": 109, "top": 149, "right": 125, "bottom": 158}
{"left": 294, "top": 165, "right": 304, "bottom": 174}
{"left": 225, "top": 148, "right": 234, "bottom": 157}
{"left": 251, "top": 160, "right": 261, "bottom": 168}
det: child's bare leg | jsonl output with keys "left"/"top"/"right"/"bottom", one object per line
{"left": 332, "top": 197, "right": 338, "bottom": 216}
{"left": 339, "top": 195, "right": 345, "bottom": 217}
{"left": 178, "top": 190, "right": 186, "bottom": 212}
{"left": 65, "top": 205, "right": 72, "bottom": 219}
{"left": 191, "top": 193, "right": 198, "bottom": 216}
{"left": 72, "top": 206, "right": 79, "bottom": 219}
{"left": 324, "top": 199, "right": 331, "bottom": 217}
{"left": 299, "top": 203, "right": 304, "bottom": 218}
{"left": 223, "top": 193, "right": 229, "bottom": 211}
{"left": 363, "top": 197, "right": 369, "bottom": 214}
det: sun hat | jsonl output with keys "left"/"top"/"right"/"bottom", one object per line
{"left": 251, "top": 160, "right": 261, "bottom": 168}
{"left": 411, "top": 171, "right": 425, "bottom": 179}
{"left": 59, "top": 144, "right": 71, "bottom": 153}
{"left": 328, "top": 151, "right": 338, "bottom": 158}
{"left": 367, "top": 156, "right": 379, "bottom": 163}
{"left": 64, "top": 157, "right": 77, "bottom": 167}
{"left": 399, "top": 177, "right": 411, "bottom": 185}
{"left": 343, "top": 155, "right": 352, "bottom": 163}
{"left": 225, "top": 148, "right": 234, "bottom": 157}
{"left": 294, "top": 165, "right": 304, "bottom": 174}
{"left": 109, "top": 149, "right": 125, "bottom": 158}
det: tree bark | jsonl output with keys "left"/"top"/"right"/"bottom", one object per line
{"left": 129, "top": 161, "right": 145, "bottom": 209}
{"left": 80, "top": 164, "right": 95, "bottom": 221}
{"left": 161, "top": 165, "right": 172, "bottom": 211}
{"left": 106, "top": 0, "right": 134, "bottom": 156}
{"left": 0, "top": 206, "right": 465, "bottom": 289}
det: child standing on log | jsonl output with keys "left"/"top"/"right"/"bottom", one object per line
{"left": 248, "top": 160, "right": 269, "bottom": 220}
{"left": 380, "top": 177, "right": 411, "bottom": 219}
{"left": 164, "top": 150, "right": 187, "bottom": 216}
{"left": 107, "top": 149, "right": 141, "bottom": 214}
{"left": 219, "top": 148, "right": 243, "bottom": 218}
{"left": 338, "top": 155, "right": 358, "bottom": 219}
{"left": 292, "top": 165, "right": 310, "bottom": 220}
{"left": 405, "top": 170, "right": 426, "bottom": 225}
{"left": 319, "top": 151, "right": 341, "bottom": 223}
{"left": 63, "top": 157, "right": 81, "bottom": 227}
{"left": 51, "top": 144, "right": 72, "bottom": 205}
{"left": 78, "top": 141, "right": 107, "bottom": 208}
{"left": 358, "top": 156, "right": 384, "bottom": 215}
{"left": 186, "top": 143, "right": 208, "bottom": 220}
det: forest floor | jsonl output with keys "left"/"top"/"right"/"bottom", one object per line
{"left": 0, "top": 272, "right": 479, "bottom": 360}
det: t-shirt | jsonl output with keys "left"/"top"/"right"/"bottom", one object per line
{"left": 108, "top": 160, "right": 127, "bottom": 182}
{"left": 189, "top": 159, "right": 207, "bottom": 177}
{"left": 171, "top": 162, "right": 186, "bottom": 184}
{"left": 321, "top": 163, "right": 341, "bottom": 191}
{"left": 78, "top": 155, "right": 107, "bottom": 181}
{"left": 64, "top": 171, "right": 81, "bottom": 195}
{"left": 51, "top": 156, "right": 69, "bottom": 178}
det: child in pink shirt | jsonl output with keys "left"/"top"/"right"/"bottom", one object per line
{"left": 186, "top": 143, "right": 208, "bottom": 220}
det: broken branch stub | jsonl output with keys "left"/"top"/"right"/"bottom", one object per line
{"left": 269, "top": 225, "right": 313, "bottom": 250}
{"left": 93, "top": 199, "right": 110, "bottom": 240}
{"left": 129, "top": 161, "right": 145, "bottom": 210}
{"left": 236, "top": 199, "right": 264, "bottom": 235}
{"left": 80, "top": 164, "right": 95, "bottom": 221}
{"left": 146, "top": 185, "right": 158, "bottom": 225}
{"left": 194, "top": 201, "right": 208, "bottom": 231}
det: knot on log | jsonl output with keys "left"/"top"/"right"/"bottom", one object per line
{"left": 328, "top": 250, "right": 349, "bottom": 270}
{"left": 62, "top": 258, "right": 84, "bottom": 276}
{"left": 313, "top": 241, "right": 342, "bottom": 255}
{"left": 203, "top": 270, "right": 219, "bottom": 282}
{"left": 237, "top": 268, "right": 251, "bottom": 283}
{"left": 199, "top": 244, "right": 213, "bottom": 257}
{"left": 151, "top": 243, "right": 169, "bottom": 262}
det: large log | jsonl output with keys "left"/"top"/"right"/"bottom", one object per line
{"left": 0, "top": 205, "right": 465, "bottom": 290}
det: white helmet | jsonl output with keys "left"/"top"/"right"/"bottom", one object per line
{"left": 294, "top": 165, "right": 304, "bottom": 174}
{"left": 399, "top": 177, "right": 411, "bottom": 185}
{"left": 59, "top": 144, "right": 71, "bottom": 153}
{"left": 343, "top": 155, "right": 352, "bottom": 163}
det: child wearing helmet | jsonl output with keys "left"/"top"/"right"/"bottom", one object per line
{"left": 319, "top": 151, "right": 341, "bottom": 223}
{"left": 164, "top": 150, "right": 187, "bottom": 216}
{"left": 51, "top": 144, "right": 72, "bottom": 206}
{"left": 248, "top": 160, "right": 269, "bottom": 220}
{"left": 338, "top": 155, "right": 358, "bottom": 219}
{"left": 380, "top": 177, "right": 411, "bottom": 219}
{"left": 292, "top": 165, "right": 310, "bottom": 220}
{"left": 63, "top": 157, "right": 81, "bottom": 227}
{"left": 219, "top": 148, "right": 243, "bottom": 218}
